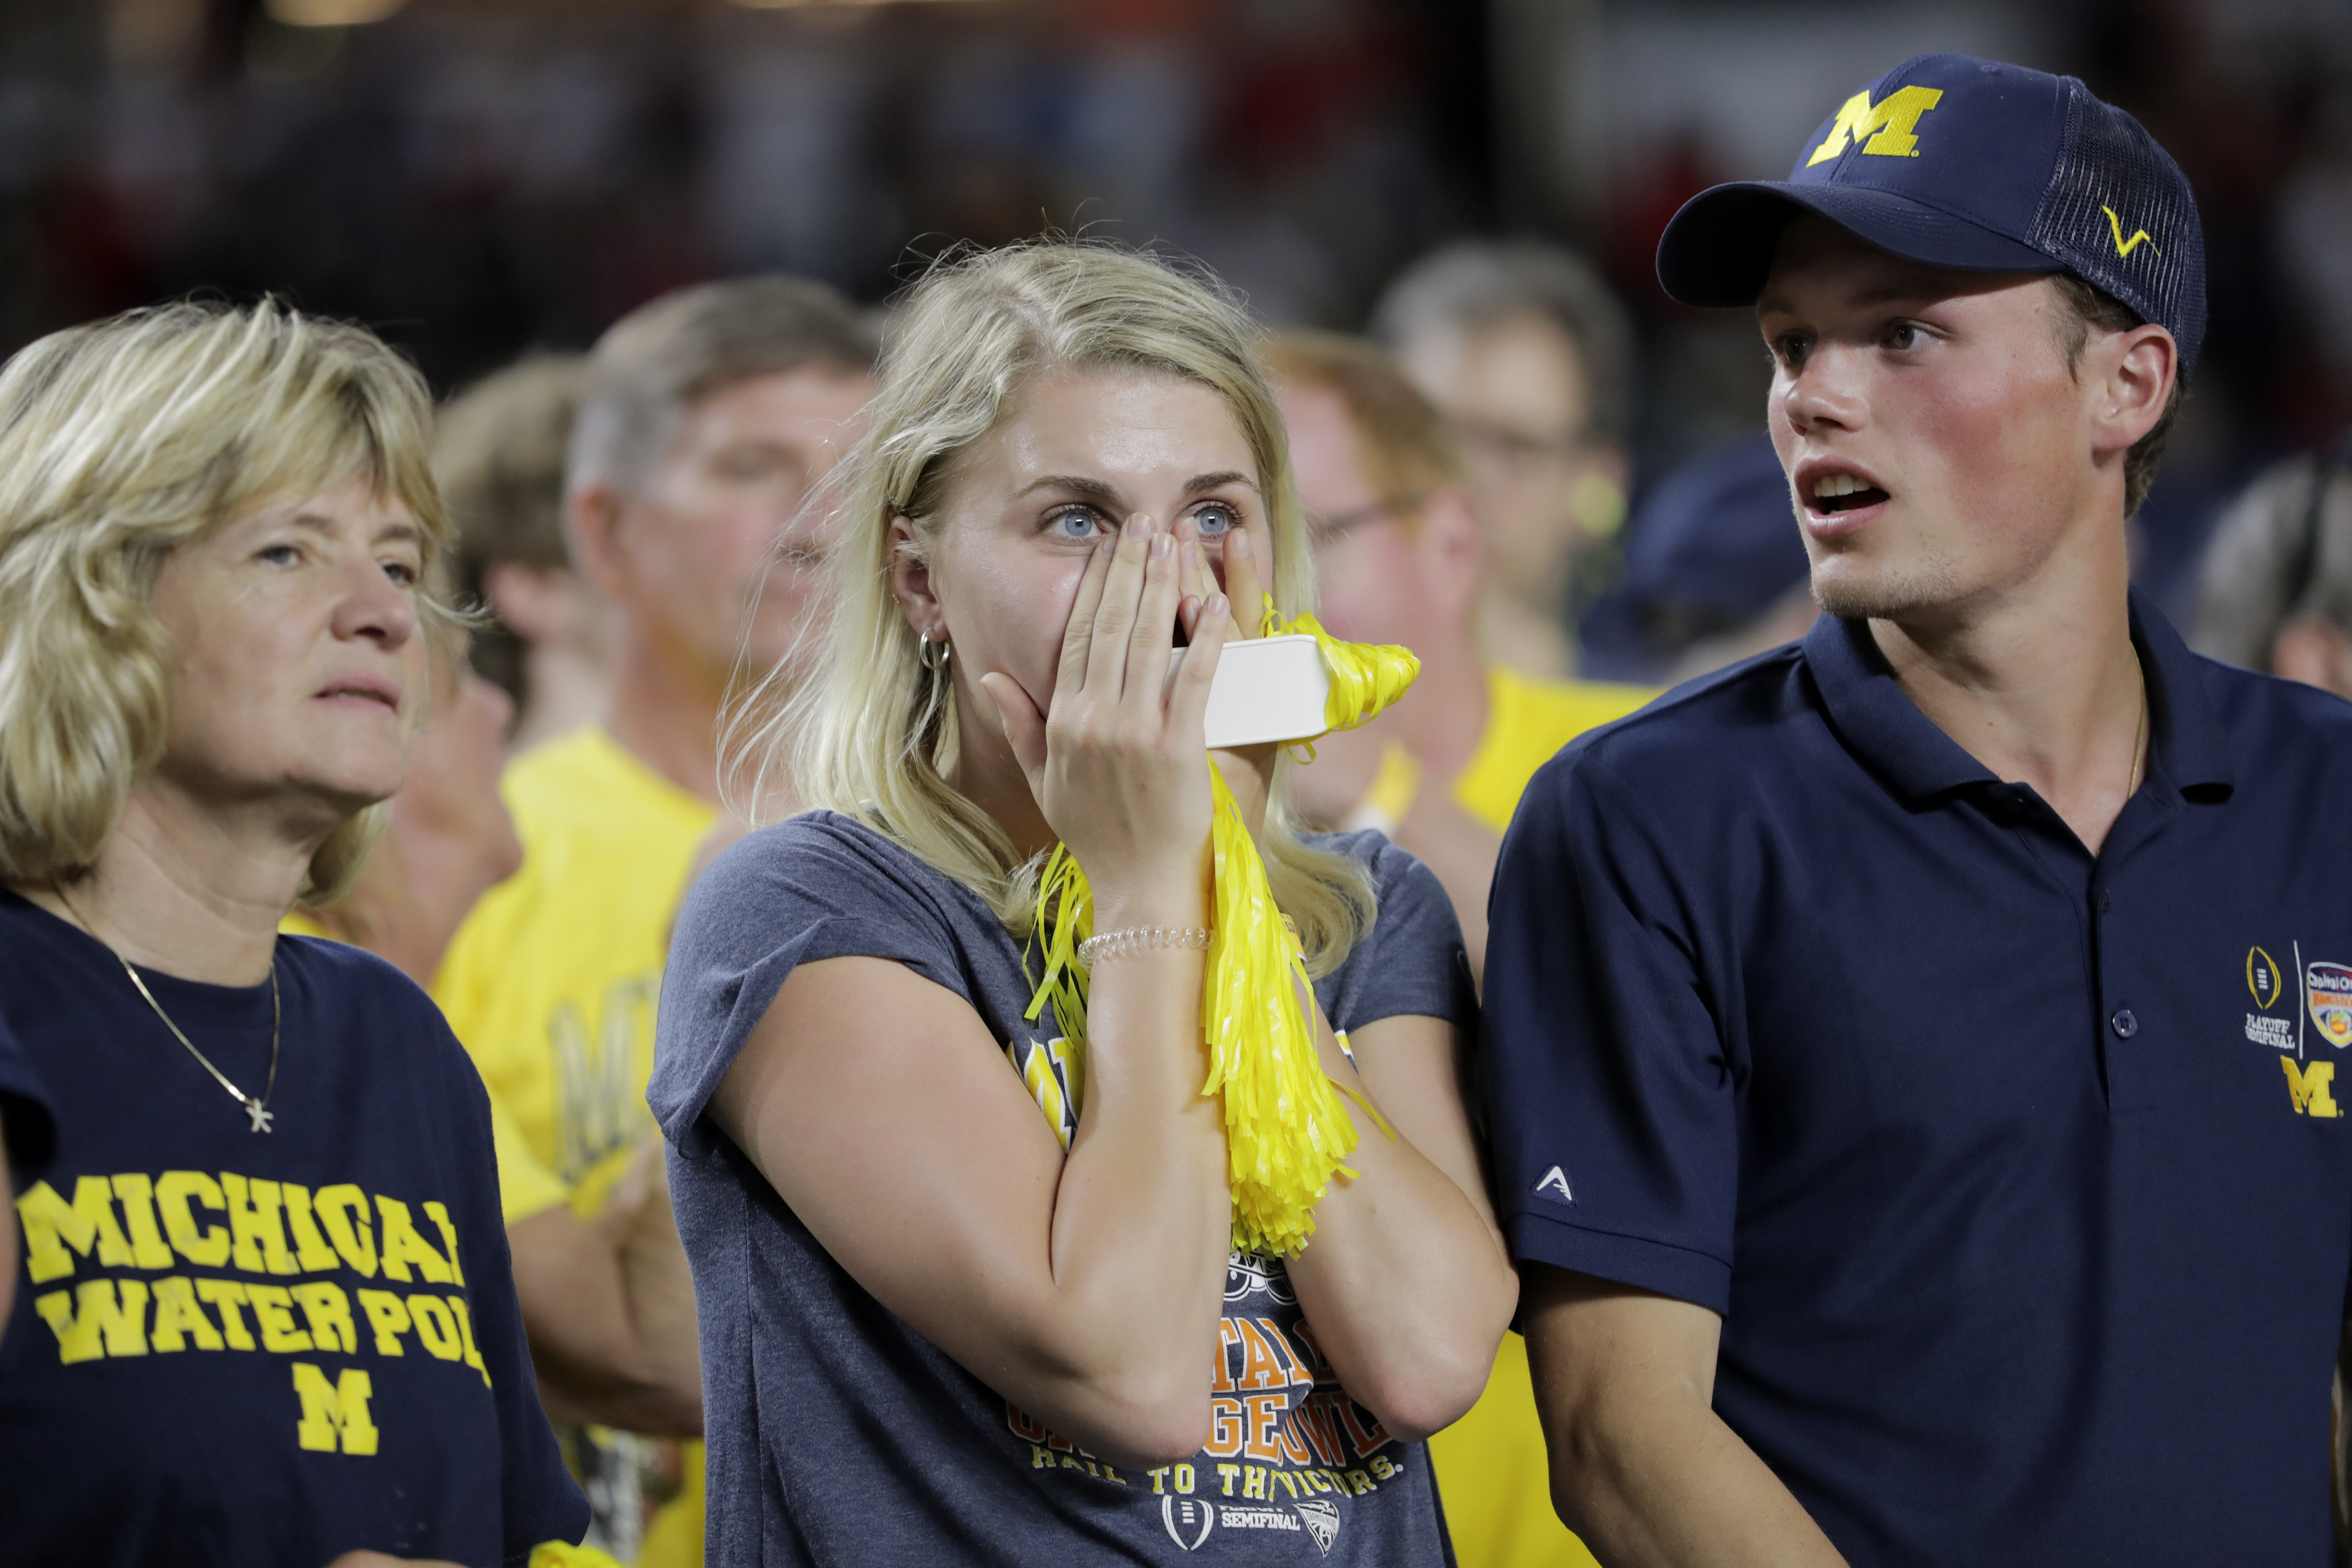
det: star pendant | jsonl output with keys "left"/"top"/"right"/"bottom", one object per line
{"left": 247, "top": 1099, "right": 275, "bottom": 1134}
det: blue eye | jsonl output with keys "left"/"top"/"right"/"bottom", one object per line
{"left": 1047, "top": 505, "right": 1104, "bottom": 541}
{"left": 1194, "top": 502, "right": 1239, "bottom": 537}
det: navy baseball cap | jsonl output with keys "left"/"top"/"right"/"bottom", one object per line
{"left": 1656, "top": 54, "right": 2206, "bottom": 376}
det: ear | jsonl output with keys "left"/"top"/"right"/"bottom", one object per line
{"left": 567, "top": 483, "right": 629, "bottom": 603}
{"left": 887, "top": 515, "right": 943, "bottom": 640}
{"left": 1415, "top": 486, "right": 1483, "bottom": 621}
{"left": 2090, "top": 323, "right": 2177, "bottom": 457}
{"left": 2272, "top": 617, "right": 2352, "bottom": 701}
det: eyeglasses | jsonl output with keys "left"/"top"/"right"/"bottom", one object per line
{"left": 1305, "top": 494, "right": 1424, "bottom": 549}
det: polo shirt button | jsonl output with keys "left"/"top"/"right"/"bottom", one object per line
{"left": 2098, "top": 890, "right": 2113, "bottom": 914}
{"left": 2111, "top": 1009, "right": 2139, "bottom": 1038}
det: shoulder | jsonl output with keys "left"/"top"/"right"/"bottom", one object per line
{"left": 1301, "top": 826, "right": 1442, "bottom": 911}
{"left": 2196, "top": 654, "right": 2352, "bottom": 750}
{"left": 671, "top": 810, "right": 974, "bottom": 974}
{"left": 279, "top": 934, "right": 472, "bottom": 1058}
{"left": 1522, "top": 644, "right": 1815, "bottom": 816}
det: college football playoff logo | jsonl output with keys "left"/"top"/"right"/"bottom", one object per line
{"left": 1295, "top": 1497, "right": 1341, "bottom": 1555}
{"left": 2310, "top": 962, "right": 2352, "bottom": 1048}
{"left": 1162, "top": 1495, "right": 1214, "bottom": 1552}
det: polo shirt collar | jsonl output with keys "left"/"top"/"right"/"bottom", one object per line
{"left": 1803, "top": 587, "right": 2234, "bottom": 806}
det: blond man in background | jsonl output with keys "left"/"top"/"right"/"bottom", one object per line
{"left": 1269, "top": 331, "right": 1650, "bottom": 1568}
{"left": 433, "top": 277, "right": 877, "bottom": 1565}
{"left": 1372, "top": 244, "right": 1634, "bottom": 683}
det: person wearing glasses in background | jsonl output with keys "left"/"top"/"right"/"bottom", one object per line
{"left": 0, "top": 301, "right": 584, "bottom": 1566}
{"left": 1268, "top": 329, "right": 1649, "bottom": 1568}
{"left": 1371, "top": 243, "right": 1636, "bottom": 683}
{"left": 1485, "top": 56, "right": 2352, "bottom": 1566}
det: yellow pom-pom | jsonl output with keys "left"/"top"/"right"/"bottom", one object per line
{"left": 1018, "top": 603, "right": 1422, "bottom": 1256}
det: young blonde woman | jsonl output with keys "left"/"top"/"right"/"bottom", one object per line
{"left": 651, "top": 244, "right": 1517, "bottom": 1564}
{"left": 0, "top": 301, "right": 586, "bottom": 1566}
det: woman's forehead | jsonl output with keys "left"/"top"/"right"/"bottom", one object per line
{"left": 988, "top": 367, "right": 1257, "bottom": 490}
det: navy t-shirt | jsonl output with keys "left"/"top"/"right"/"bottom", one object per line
{"left": 0, "top": 889, "right": 588, "bottom": 1567}
{"left": 651, "top": 812, "right": 1478, "bottom": 1566}
{"left": 0, "top": 1005, "right": 56, "bottom": 1186}
{"left": 1482, "top": 595, "right": 2352, "bottom": 1566}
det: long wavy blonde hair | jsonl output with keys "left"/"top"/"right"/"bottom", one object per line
{"left": 0, "top": 299, "right": 461, "bottom": 904}
{"left": 729, "top": 243, "right": 1376, "bottom": 974}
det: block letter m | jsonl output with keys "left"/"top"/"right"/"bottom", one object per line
{"left": 2282, "top": 1058, "right": 2341, "bottom": 1119}
{"left": 292, "top": 1363, "right": 380, "bottom": 1455}
{"left": 1807, "top": 86, "right": 1946, "bottom": 166}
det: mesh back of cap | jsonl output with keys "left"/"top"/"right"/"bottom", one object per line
{"left": 2029, "top": 83, "right": 2207, "bottom": 375}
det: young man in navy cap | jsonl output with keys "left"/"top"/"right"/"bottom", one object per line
{"left": 1483, "top": 55, "right": 2352, "bottom": 1566}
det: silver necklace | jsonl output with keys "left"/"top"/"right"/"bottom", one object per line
{"left": 57, "top": 887, "right": 280, "bottom": 1133}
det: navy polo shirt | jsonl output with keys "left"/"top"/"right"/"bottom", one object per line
{"left": 1484, "top": 593, "right": 2352, "bottom": 1567}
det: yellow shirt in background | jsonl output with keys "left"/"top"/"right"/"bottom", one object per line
{"left": 1452, "top": 665, "right": 1656, "bottom": 836}
{"left": 433, "top": 726, "right": 718, "bottom": 1568}
{"left": 1433, "top": 664, "right": 1654, "bottom": 1568}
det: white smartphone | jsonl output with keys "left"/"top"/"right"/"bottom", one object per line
{"left": 1167, "top": 633, "right": 1331, "bottom": 748}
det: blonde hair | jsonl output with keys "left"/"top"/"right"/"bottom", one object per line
{"left": 1262, "top": 330, "right": 1465, "bottom": 527}
{"left": 732, "top": 243, "right": 1376, "bottom": 974}
{"left": 0, "top": 299, "right": 460, "bottom": 903}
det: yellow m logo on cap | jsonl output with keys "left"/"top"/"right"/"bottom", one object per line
{"left": 1807, "top": 85, "right": 1947, "bottom": 166}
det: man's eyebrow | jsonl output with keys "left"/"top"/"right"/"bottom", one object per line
{"left": 1757, "top": 282, "right": 1945, "bottom": 319}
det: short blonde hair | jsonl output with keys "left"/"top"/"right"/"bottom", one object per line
{"left": 1262, "top": 331, "right": 1465, "bottom": 525}
{"left": 730, "top": 242, "right": 1376, "bottom": 974}
{"left": 0, "top": 299, "right": 459, "bottom": 902}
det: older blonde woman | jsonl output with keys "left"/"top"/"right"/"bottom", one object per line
{"left": 0, "top": 301, "right": 587, "bottom": 1566}
{"left": 651, "top": 244, "right": 1515, "bottom": 1564}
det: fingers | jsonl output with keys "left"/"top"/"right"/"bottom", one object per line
{"left": 1167, "top": 591, "right": 1230, "bottom": 737}
{"left": 1120, "top": 528, "right": 1183, "bottom": 711}
{"left": 1084, "top": 513, "right": 1155, "bottom": 699}
{"left": 1054, "top": 532, "right": 1115, "bottom": 701}
{"left": 1175, "top": 520, "right": 1214, "bottom": 638}
{"left": 980, "top": 671, "right": 1048, "bottom": 798}
{"left": 1224, "top": 527, "right": 1266, "bottom": 639}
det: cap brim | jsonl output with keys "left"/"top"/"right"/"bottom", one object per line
{"left": 1656, "top": 182, "right": 2061, "bottom": 308}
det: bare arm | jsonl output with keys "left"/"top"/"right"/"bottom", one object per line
{"left": 1525, "top": 1266, "right": 1847, "bottom": 1568}
{"left": 1283, "top": 1009, "right": 1514, "bottom": 1439}
{"left": 506, "top": 1146, "right": 703, "bottom": 1438}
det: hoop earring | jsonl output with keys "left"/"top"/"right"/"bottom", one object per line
{"left": 918, "top": 629, "right": 952, "bottom": 672}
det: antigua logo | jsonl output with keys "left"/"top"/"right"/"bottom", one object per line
{"left": 1533, "top": 1165, "right": 1575, "bottom": 1206}
{"left": 2102, "top": 205, "right": 2159, "bottom": 259}
{"left": 1162, "top": 1495, "right": 1214, "bottom": 1552}
{"left": 1295, "top": 1497, "right": 1341, "bottom": 1555}
{"left": 2249, "top": 947, "right": 2284, "bottom": 1010}
{"left": 2309, "top": 962, "right": 2352, "bottom": 1048}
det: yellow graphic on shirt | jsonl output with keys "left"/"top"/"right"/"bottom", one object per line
{"left": 2283, "top": 1058, "right": 2341, "bottom": 1118}
{"left": 16, "top": 1168, "right": 489, "bottom": 1455}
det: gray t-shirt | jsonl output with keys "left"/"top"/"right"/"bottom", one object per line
{"left": 651, "top": 811, "right": 1478, "bottom": 1566}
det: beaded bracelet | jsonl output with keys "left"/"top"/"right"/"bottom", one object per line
{"left": 1076, "top": 925, "right": 1214, "bottom": 971}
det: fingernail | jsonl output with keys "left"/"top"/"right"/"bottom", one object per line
{"left": 1128, "top": 512, "right": 1150, "bottom": 537}
{"left": 1231, "top": 530, "right": 1252, "bottom": 556}
{"left": 1151, "top": 534, "right": 1172, "bottom": 559}
{"left": 1207, "top": 592, "right": 1228, "bottom": 616}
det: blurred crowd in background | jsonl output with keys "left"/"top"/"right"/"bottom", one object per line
{"left": 0, "top": 0, "right": 2346, "bottom": 686}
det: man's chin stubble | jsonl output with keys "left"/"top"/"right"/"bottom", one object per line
{"left": 1809, "top": 555, "right": 1966, "bottom": 621}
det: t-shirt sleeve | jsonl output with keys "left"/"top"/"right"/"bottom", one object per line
{"left": 1314, "top": 832, "right": 1479, "bottom": 1036}
{"left": 421, "top": 1010, "right": 592, "bottom": 1562}
{"left": 649, "top": 815, "right": 972, "bottom": 1160}
{"left": 0, "top": 1008, "right": 56, "bottom": 1185}
{"left": 1482, "top": 748, "right": 1739, "bottom": 1316}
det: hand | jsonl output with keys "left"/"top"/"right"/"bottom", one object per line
{"left": 981, "top": 512, "right": 1233, "bottom": 928}
{"left": 1175, "top": 519, "right": 1278, "bottom": 840}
